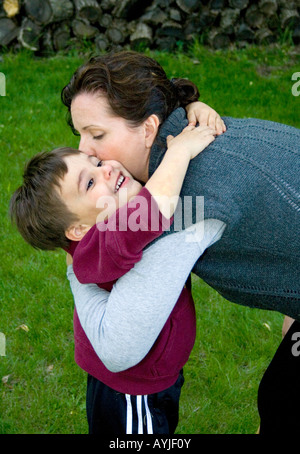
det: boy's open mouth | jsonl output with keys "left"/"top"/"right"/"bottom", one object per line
{"left": 115, "top": 172, "right": 125, "bottom": 192}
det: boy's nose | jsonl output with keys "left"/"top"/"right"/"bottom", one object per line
{"left": 100, "top": 163, "right": 113, "bottom": 180}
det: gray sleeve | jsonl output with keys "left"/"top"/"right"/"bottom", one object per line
{"left": 67, "top": 219, "right": 225, "bottom": 372}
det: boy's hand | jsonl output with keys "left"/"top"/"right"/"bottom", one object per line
{"left": 66, "top": 253, "right": 73, "bottom": 266}
{"left": 185, "top": 101, "right": 226, "bottom": 135}
{"left": 282, "top": 316, "right": 295, "bottom": 338}
{"left": 167, "top": 124, "right": 216, "bottom": 159}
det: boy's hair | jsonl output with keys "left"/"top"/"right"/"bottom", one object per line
{"left": 10, "top": 147, "right": 80, "bottom": 251}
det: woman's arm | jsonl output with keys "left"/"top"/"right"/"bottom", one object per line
{"left": 67, "top": 219, "right": 226, "bottom": 372}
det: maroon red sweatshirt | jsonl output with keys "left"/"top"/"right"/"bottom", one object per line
{"left": 68, "top": 187, "right": 196, "bottom": 395}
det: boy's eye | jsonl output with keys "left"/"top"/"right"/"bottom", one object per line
{"left": 93, "top": 134, "right": 103, "bottom": 140}
{"left": 87, "top": 178, "right": 94, "bottom": 190}
{"left": 97, "top": 160, "right": 103, "bottom": 167}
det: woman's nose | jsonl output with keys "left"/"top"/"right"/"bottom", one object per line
{"left": 79, "top": 136, "right": 96, "bottom": 157}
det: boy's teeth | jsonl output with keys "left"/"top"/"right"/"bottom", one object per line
{"left": 115, "top": 175, "right": 125, "bottom": 192}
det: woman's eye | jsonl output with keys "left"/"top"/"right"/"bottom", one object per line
{"left": 93, "top": 134, "right": 103, "bottom": 140}
{"left": 97, "top": 160, "right": 103, "bottom": 167}
{"left": 87, "top": 178, "right": 94, "bottom": 190}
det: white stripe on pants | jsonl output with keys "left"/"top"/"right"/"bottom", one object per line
{"left": 125, "top": 394, "right": 153, "bottom": 434}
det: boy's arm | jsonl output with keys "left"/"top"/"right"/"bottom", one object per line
{"left": 72, "top": 187, "right": 171, "bottom": 284}
{"left": 73, "top": 125, "right": 215, "bottom": 284}
{"left": 145, "top": 124, "right": 215, "bottom": 218}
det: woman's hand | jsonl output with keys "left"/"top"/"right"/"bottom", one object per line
{"left": 167, "top": 124, "right": 216, "bottom": 160}
{"left": 185, "top": 101, "right": 226, "bottom": 135}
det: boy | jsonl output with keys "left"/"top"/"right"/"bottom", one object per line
{"left": 10, "top": 124, "right": 215, "bottom": 434}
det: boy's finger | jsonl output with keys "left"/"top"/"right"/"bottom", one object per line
{"left": 195, "top": 125, "right": 216, "bottom": 133}
{"left": 208, "top": 113, "right": 218, "bottom": 130}
{"left": 187, "top": 111, "right": 197, "bottom": 125}
{"left": 215, "top": 117, "right": 226, "bottom": 135}
{"left": 198, "top": 112, "right": 209, "bottom": 126}
{"left": 183, "top": 124, "right": 195, "bottom": 131}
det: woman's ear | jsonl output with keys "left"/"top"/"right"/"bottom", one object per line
{"left": 144, "top": 114, "right": 160, "bottom": 148}
{"left": 65, "top": 224, "right": 91, "bottom": 242}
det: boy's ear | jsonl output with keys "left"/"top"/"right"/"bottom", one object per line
{"left": 144, "top": 114, "right": 160, "bottom": 148}
{"left": 65, "top": 224, "right": 90, "bottom": 242}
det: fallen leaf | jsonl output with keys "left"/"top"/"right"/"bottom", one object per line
{"left": 2, "top": 375, "right": 11, "bottom": 384}
{"left": 16, "top": 324, "right": 29, "bottom": 332}
{"left": 46, "top": 365, "right": 54, "bottom": 373}
{"left": 263, "top": 322, "right": 271, "bottom": 331}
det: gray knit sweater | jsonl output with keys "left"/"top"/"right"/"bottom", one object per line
{"left": 149, "top": 109, "right": 300, "bottom": 319}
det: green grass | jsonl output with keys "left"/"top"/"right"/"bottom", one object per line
{"left": 0, "top": 43, "right": 299, "bottom": 434}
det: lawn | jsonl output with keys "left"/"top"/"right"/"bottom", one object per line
{"left": 0, "top": 43, "right": 299, "bottom": 434}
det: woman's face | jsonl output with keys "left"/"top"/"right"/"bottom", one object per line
{"left": 71, "top": 93, "right": 151, "bottom": 182}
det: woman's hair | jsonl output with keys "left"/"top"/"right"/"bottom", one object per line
{"left": 10, "top": 148, "right": 80, "bottom": 251}
{"left": 61, "top": 51, "right": 200, "bottom": 132}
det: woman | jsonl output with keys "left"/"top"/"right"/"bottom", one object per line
{"left": 63, "top": 51, "right": 230, "bottom": 371}
{"left": 62, "top": 51, "right": 300, "bottom": 431}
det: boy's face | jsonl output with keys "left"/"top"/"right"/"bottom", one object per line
{"left": 60, "top": 153, "right": 142, "bottom": 240}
